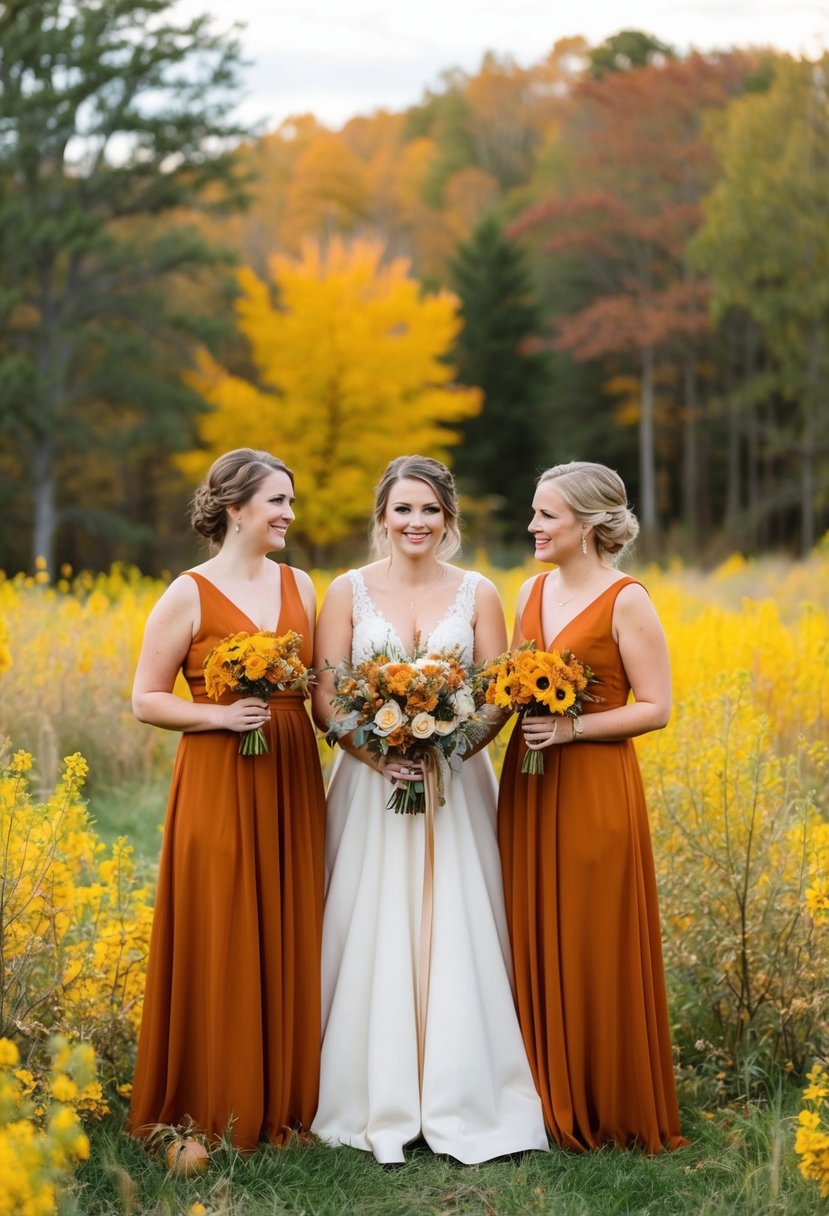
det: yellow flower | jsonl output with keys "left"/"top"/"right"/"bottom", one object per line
{"left": 0, "top": 1039, "right": 20, "bottom": 1067}
{"left": 243, "top": 654, "right": 268, "bottom": 680}
{"left": 51, "top": 1075, "right": 78, "bottom": 1103}
{"left": 9, "top": 750, "right": 32, "bottom": 774}
{"left": 538, "top": 679, "right": 577, "bottom": 714}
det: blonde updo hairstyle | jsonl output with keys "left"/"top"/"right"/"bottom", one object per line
{"left": 538, "top": 461, "right": 639, "bottom": 564}
{"left": 370, "top": 455, "right": 462, "bottom": 560}
{"left": 190, "top": 448, "right": 294, "bottom": 547}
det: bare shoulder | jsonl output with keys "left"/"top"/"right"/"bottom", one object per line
{"left": 152, "top": 572, "right": 200, "bottom": 615}
{"left": 287, "top": 565, "right": 315, "bottom": 596}
{"left": 320, "top": 571, "right": 355, "bottom": 607}
{"left": 614, "top": 578, "right": 654, "bottom": 611}
{"left": 516, "top": 572, "right": 542, "bottom": 611}
{"left": 613, "top": 578, "right": 663, "bottom": 629}
{"left": 471, "top": 573, "right": 503, "bottom": 607}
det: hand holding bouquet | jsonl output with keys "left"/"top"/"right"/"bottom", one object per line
{"left": 203, "top": 630, "right": 312, "bottom": 755}
{"left": 483, "top": 642, "right": 601, "bottom": 774}
{"left": 324, "top": 646, "right": 489, "bottom": 813}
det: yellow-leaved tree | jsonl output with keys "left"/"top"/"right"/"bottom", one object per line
{"left": 182, "top": 238, "right": 482, "bottom": 555}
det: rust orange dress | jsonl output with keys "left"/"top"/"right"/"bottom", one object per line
{"left": 128, "top": 566, "right": 325, "bottom": 1150}
{"left": 497, "top": 574, "right": 685, "bottom": 1153}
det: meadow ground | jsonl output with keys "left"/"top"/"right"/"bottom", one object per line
{"left": 1, "top": 550, "right": 827, "bottom": 1214}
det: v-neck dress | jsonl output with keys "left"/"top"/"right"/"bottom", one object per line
{"left": 311, "top": 569, "right": 547, "bottom": 1164}
{"left": 497, "top": 574, "right": 685, "bottom": 1153}
{"left": 128, "top": 566, "right": 326, "bottom": 1149}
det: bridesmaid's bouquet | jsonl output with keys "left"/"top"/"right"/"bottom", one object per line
{"left": 203, "top": 629, "right": 312, "bottom": 755}
{"left": 324, "top": 646, "right": 489, "bottom": 813}
{"left": 483, "top": 642, "right": 601, "bottom": 775}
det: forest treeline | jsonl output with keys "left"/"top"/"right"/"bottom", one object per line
{"left": 1, "top": 3, "right": 826, "bottom": 574}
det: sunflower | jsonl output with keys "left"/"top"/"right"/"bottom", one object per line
{"left": 490, "top": 669, "right": 529, "bottom": 710}
{"left": 538, "top": 677, "right": 577, "bottom": 713}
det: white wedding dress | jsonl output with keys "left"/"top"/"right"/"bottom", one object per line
{"left": 311, "top": 569, "right": 547, "bottom": 1164}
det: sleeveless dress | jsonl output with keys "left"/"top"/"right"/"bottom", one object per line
{"left": 128, "top": 566, "right": 326, "bottom": 1150}
{"left": 497, "top": 574, "right": 685, "bottom": 1153}
{"left": 311, "top": 569, "right": 547, "bottom": 1164}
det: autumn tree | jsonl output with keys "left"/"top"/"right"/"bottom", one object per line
{"left": 693, "top": 55, "right": 829, "bottom": 553}
{"left": 449, "top": 217, "right": 550, "bottom": 539}
{"left": 0, "top": 0, "right": 250, "bottom": 573}
{"left": 511, "top": 51, "right": 756, "bottom": 550}
{"left": 184, "top": 239, "right": 481, "bottom": 558}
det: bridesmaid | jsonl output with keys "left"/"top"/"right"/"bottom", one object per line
{"left": 498, "top": 461, "right": 685, "bottom": 1153}
{"left": 128, "top": 448, "right": 325, "bottom": 1150}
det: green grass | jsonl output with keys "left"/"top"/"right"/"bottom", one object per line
{"left": 86, "top": 777, "right": 168, "bottom": 859}
{"left": 74, "top": 784, "right": 820, "bottom": 1214}
{"left": 67, "top": 1094, "right": 818, "bottom": 1216}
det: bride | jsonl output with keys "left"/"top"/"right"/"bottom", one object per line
{"left": 311, "top": 455, "right": 546, "bottom": 1165}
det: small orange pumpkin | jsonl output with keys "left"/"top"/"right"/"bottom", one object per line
{"left": 165, "top": 1137, "right": 209, "bottom": 1176}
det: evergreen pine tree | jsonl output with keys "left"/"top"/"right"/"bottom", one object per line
{"left": 0, "top": 0, "right": 251, "bottom": 572}
{"left": 449, "top": 216, "right": 551, "bottom": 544}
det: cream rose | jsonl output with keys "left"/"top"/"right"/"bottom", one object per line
{"left": 373, "top": 700, "right": 404, "bottom": 735}
{"left": 410, "top": 712, "right": 436, "bottom": 739}
{"left": 433, "top": 717, "right": 458, "bottom": 736}
{"left": 450, "top": 688, "right": 476, "bottom": 719}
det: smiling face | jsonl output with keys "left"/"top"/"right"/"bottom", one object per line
{"left": 384, "top": 477, "right": 445, "bottom": 559}
{"left": 528, "top": 481, "right": 583, "bottom": 565}
{"left": 233, "top": 469, "right": 295, "bottom": 552}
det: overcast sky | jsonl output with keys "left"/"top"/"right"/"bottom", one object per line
{"left": 177, "top": 0, "right": 829, "bottom": 131}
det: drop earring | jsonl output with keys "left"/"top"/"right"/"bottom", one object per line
{"left": 235, "top": 518, "right": 241, "bottom": 534}
{"left": 581, "top": 531, "right": 588, "bottom": 557}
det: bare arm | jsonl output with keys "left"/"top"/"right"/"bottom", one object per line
{"left": 132, "top": 576, "right": 270, "bottom": 734}
{"left": 313, "top": 574, "right": 402, "bottom": 777}
{"left": 523, "top": 583, "right": 671, "bottom": 750}
{"left": 311, "top": 574, "right": 353, "bottom": 734}
{"left": 465, "top": 577, "right": 510, "bottom": 753}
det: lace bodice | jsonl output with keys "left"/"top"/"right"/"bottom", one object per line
{"left": 348, "top": 568, "right": 481, "bottom": 664}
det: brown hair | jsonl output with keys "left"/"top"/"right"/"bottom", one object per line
{"left": 370, "top": 455, "right": 461, "bottom": 559}
{"left": 537, "top": 461, "right": 639, "bottom": 563}
{"left": 190, "top": 449, "right": 294, "bottom": 547}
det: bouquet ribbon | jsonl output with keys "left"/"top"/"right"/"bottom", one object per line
{"left": 416, "top": 750, "right": 439, "bottom": 1092}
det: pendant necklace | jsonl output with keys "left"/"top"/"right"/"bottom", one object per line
{"left": 387, "top": 562, "right": 445, "bottom": 612}
{"left": 554, "top": 576, "right": 597, "bottom": 607}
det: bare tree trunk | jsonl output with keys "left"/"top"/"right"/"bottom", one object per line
{"left": 639, "top": 344, "right": 657, "bottom": 550}
{"left": 745, "top": 325, "right": 760, "bottom": 549}
{"left": 31, "top": 433, "right": 57, "bottom": 574}
{"left": 724, "top": 323, "right": 740, "bottom": 536}
{"left": 801, "top": 327, "right": 822, "bottom": 553}
{"left": 681, "top": 353, "right": 699, "bottom": 553}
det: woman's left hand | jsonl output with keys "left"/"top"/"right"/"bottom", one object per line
{"left": 383, "top": 757, "right": 425, "bottom": 784}
{"left": 522, "top": 715, "right": 573, "bottom": 750}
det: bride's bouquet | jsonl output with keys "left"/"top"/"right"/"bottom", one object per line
{"left": 203, "top": 629, "right": 312, "bottom": 755}
{"left": 483, "top": 641, "right": 601, "bottom": 774}
{"left": 325, "top": 645, "right": 490, "bottom": 813}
